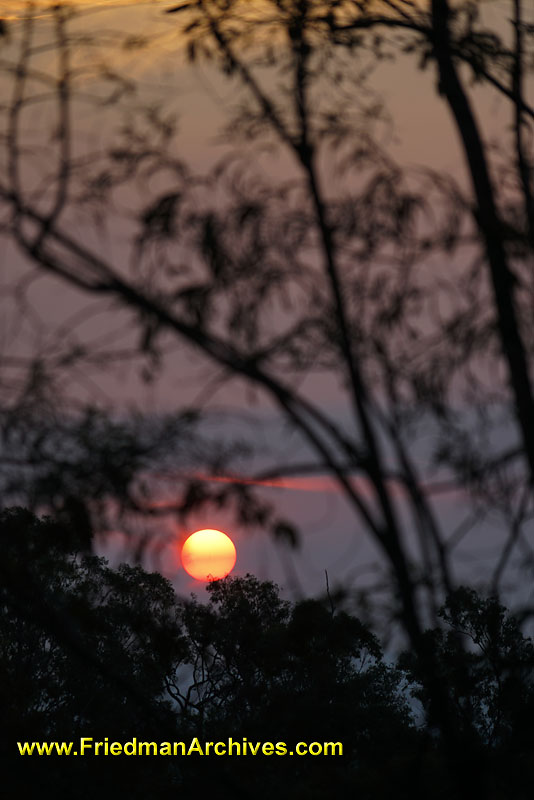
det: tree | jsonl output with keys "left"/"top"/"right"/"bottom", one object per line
{"left": 178, "top": 574, "right": 425, "bottom": 800}
{"left": 0, "top": 507, "right": 189, "bottom": 728}
{"left": 1, "top": 2, "right": 534, "bottom": 792}
{"left": 0, "top": 508, "right": 187, "bottom": 797}
{"left": 400, "top": 587, "right": 534, "bottom": 798}
{"left": 2, "top": 508, "right": 424, "bottom": 800}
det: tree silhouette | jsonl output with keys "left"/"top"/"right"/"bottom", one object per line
{"left": 0, "top": 508, "right": 186, "bottom": 797}
{"left": 1, "top": 507, "right": 425, "bottom": 799}
{"left": 400, "top": 586, "right": 534, "bottom": 798}
{"left": 1, "top": 2, "right": 534, "bottom": 792}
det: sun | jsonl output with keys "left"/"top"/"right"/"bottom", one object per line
{"left": 181, "top": 528, "right": 237, "bottom": 582}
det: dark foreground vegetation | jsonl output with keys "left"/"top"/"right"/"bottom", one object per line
{"left": 1, "top": 2, "right": 534, "bottom": 797}
{"left": 2, "top": 507, "right": 534, "bottom": 800}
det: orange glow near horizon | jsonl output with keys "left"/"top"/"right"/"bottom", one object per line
{"left": 181, "top": 528, "right": 236, "bottom": 582}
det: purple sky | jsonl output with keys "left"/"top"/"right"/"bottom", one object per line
{"left": 1, "top": 0, "right": 531, "bottom": 609}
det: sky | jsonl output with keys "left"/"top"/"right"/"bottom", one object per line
{"left": 1, "top": 0, "right": 532, "bottom": 612}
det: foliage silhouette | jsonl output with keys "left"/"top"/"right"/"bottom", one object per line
{"left": 0, "top": 2, "right": 534, "bottom": 792}
{"left": 3, "top": 508, "right": 534, "bottom": 797}
{"left": 400, "top": 586, "right": 534, "bottom": 798}
{"left": 0, "top": 508, "right": 418, "bottom": 799}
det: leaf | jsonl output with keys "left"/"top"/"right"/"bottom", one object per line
{"left": 272, "top": 520, "right": 299, "bottom": 549}
{"left": 166, "top": 3, "right": 193, "bottom": 13}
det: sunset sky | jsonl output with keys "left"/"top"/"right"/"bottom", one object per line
{"left": 0, "top": 0, "right": 529, "bottom": 605}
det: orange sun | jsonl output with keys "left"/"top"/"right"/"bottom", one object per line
{"left": 181, "top": 528, "right": 237, "bottom": 582}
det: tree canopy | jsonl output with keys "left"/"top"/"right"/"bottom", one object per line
{"left": 1, "top": 2, "right": 534, "bottom": 793}
{"left": 3, "top": 508, "right": 534, "bottom": 798}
